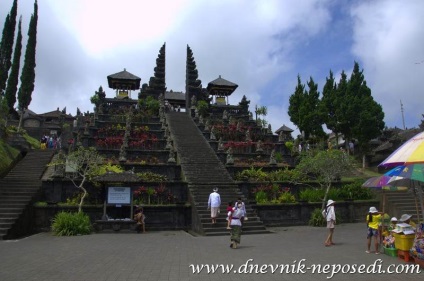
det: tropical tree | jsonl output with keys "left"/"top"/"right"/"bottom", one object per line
{"left": 302, "top": 77, "right": 325, "bottom": 140}
{"left": 295, "top": 149, "right": 354, "bottom": 210}
{"left": 288, "top": 75, "right": 305, "bottom": 136}
{"left": 0, "top": 92, "right": 8, "bottom": 127}
{"left": 320, "top": 70, "right": 340, "bottom": 139}
{"left": 0, "top": 0, "right": 18, "bottom": 95}
{"left": 138, "top": 95, "right": 160, "bottom": 116}
{"left": 288, "top": 76, "right": 324, "bottom": 141}
{"left": 17, "top": 0, "right": 38, "bottom": 129}
{"left": 352, "top": 81, "right": 385, "bottom": 166}
{"left": 195, "top": 100, "right": 209, "bottom": 118}
{"left": 342, "top": 62, "right": 385, "bottom": 164}
{"left": 255, "top": 105, "right": 268, "bottom": 128}
{"left": 4, "top": 16, "right": 22, "bottom": 117}
{"left": 50, "top": 147, "right": 104, "bottom": 212}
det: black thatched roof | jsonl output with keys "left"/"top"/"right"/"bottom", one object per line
{"left": 373, "top": 141, "right": 393, "bottom": 152}
{"left": 107, "top": 69, "right": 141, "bottom": 90}
{"left": 94, "top": 171, "right": 141, "bottom": 183}
{"left": 207, "top": 75, "right": 238, "bottom": 96}
{"left": 275, "top": 125, "right": 294, "bottom": 134}
{"left": 165, "top": 90, "right": 185, "bottom": 101}
{"left": 38, "top": 108, "right": 74, "bottom": 119}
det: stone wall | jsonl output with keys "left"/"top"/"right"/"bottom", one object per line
{"left": 40, "top": 180, "right": 189, "bottom": 205}
{"left": 33, "top": 204, "right": 191, "bottom": 233}
{"left": 253, "top": 200, "right": 379, "bottom": 226}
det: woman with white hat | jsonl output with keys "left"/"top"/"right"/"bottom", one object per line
{"left": 399, "top": 213, "right": 416, "bottom": 228}
{"left": 324, "top": 199, "right": 336, "bottom": 247}
{"left": 366, "top": 206, "right": 383, "bottom": 254}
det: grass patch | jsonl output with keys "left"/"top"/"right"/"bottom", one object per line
{"left": 0, "top": 138, "right": 20, "bottom": 176}
{"left": 22, "top": 133, "right": 40, "bottom": 149}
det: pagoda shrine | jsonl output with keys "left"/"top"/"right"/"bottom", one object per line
{"left": 107, "top": 69, "right": 141, "bottom": 99}
{"left": 207, "top": 75, "right": 238, "bottom": 105}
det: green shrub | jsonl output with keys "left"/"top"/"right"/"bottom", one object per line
{"left": 136, "top": 172, "right": 167, "bottom": 182}
{"left": 339, "top": 181, "right": 374, "bottom": 200}
{"left": 51, "top": 211, "right": 92, "bottom": 236}
{"left": 299, "top": 183, "right": 375, "bottom": 202}
{"left": 59, "top": 192, "right": 88, "bottom": 206}
{"left": 235, "top": 167, "right": 269, "bottom": 182}
{"left": 34, "top": 201, "right": 48, "bottom": 206}
{"left": 274, "top": 152, "right": 283, "bottom": 163}
{"left": 255, "top": 190, "right": 268, "bottom": 204}
{"left": 309, "top": 208, "right": 344, "bottom": 227}
{"left": 309, "top": 208, "right": 326, "bottom": 227}
{"left": 299, "top": 188, "right": 324, "bottom": 202}
{"left": 277, "top": 191, "right": 296, "bottom": 203}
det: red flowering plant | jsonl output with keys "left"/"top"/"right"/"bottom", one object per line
{"left": 234, "top": 155, "right": 268, "bottom": 166}
{"left": 251, "top": 184, "right": 296, "bottom": 204}
{"left": 133, "top": 184, "right": 177, "bottom": 205}
{"left": 211, "top": 123, "right": 247, "bottom": 141}
{"left": 224, "top": 141, "right": 254, "bottom": 153}
{"left": 128, "top": 135, "right": 158, "bottom": 150}
{"left": 96, "top": 124, "right": 125, "bottom": 138}
{"left": 95, "top": 136, "right": 123, "bottom": 149}
{"left": 128, "top": 127, "right": 158, "bottom": 150}
{"left": 133, "top": 186, "right": 148, "bottom": 205}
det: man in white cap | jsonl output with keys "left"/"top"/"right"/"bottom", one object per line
{"left": 208, "top": 187, "right": 221, "bottom": 224}
{"left": 389, "top": 217, "right": 398, "bottom": 231}
{"left": 400, "top": 213, "right": 416, "bottom": 228}
{"left": 324, "top": 199, "right": 336, "bottom": 246}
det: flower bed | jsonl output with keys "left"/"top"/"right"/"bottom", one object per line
{"left": 133, "top": 184, "right": 177, "bottom": 205}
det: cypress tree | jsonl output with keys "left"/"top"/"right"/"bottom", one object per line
{"left": 18, "top": 0, "right": 37, "bottom": 128}
{"left": 4, "top": 16, "right": 22, "bottom": 117}
{"left": 0, "top": 0, "right": 18, "bottom": 94}
{"left": 288, "top": 75, "right": 305, "bottom": 135}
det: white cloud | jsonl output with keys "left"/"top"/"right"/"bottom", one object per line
{"left": 1, "top": 0, "right": 423, "bottom": 135}
{"left": 350, "top": 0, "right": 424, "bottom": 129}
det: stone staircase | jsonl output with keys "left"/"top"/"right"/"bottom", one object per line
{"left": 380, "top": 190, "right": 422, "bottom": 222}
{"left": 0, "top": 150, "right": 54, "bottom": 239}
{"left": 166, "top": 111, "right": 269, "bottom": 236}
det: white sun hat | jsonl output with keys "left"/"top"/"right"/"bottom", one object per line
{"left": 400, "top": 214, "right": 412, "bottom": 222}
{"left": 369, "top": 207, "right": 378, "bottom": 213}
{"left": 326, "top": 199, "right": 335, "bottom": 207}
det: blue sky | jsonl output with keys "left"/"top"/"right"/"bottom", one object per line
{"left": 1, "top": 0, "right": 424, "bottom": 137}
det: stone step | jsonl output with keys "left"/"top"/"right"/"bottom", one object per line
{"left": 203, "top": 226, "right": 270, "bottom": 236}
{"left": 0, "top": 150, "right": 54, "bottom": 239}
{"left": 0, "top": 187, "right": 40, "bottom": 193}
{"left": 0, "top": 191, "right": 38, "bottom": 196}
{"left": 0, "top": 217, "right": 19, "bottom": 223}
{"left": 0, "top": 202, "right": 27, "bottom": 208}
{"left": 0, "top": 222, "right": 13, "bottom": 229}
{"left": 0, "top": 195, "right": 32, "bottom": 201}
{"left": 0, "top": 211, "right": 23, "bottom": 218}
{"left": 200, "top": 217, "right": 262, "bottom": 224}
{"left": 166, "top": 112, "right": 268, "bottom": 235}
{"left": 204, "top": 229, "right": 271, "bottom": 236}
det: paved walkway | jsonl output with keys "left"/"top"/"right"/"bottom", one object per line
{"left": 0, "top": 223, "right": 422, "bottom": 281}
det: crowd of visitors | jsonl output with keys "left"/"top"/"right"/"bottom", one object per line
{"left": 40, "top": 134, "right": 61, "bottom": 150}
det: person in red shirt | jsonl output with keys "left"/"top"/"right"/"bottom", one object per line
{"left": 226, "top": 201, "right": 233, "bottom": 229}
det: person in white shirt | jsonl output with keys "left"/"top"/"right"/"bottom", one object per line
{"left": 234, "top": 197, "right": 246, "bottom": 225}
{"left": 229, "top": 202, "right": 246, "bottom": 249}
{"left": 324, "top": 199, "right": 336, "bottom": 247}
{"left": 208, "top": 188, "right": 221, "bottom": 224}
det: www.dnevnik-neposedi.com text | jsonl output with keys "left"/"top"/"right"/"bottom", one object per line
{"left": 189, "top": 259, "right": 421, "bottom": 279}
